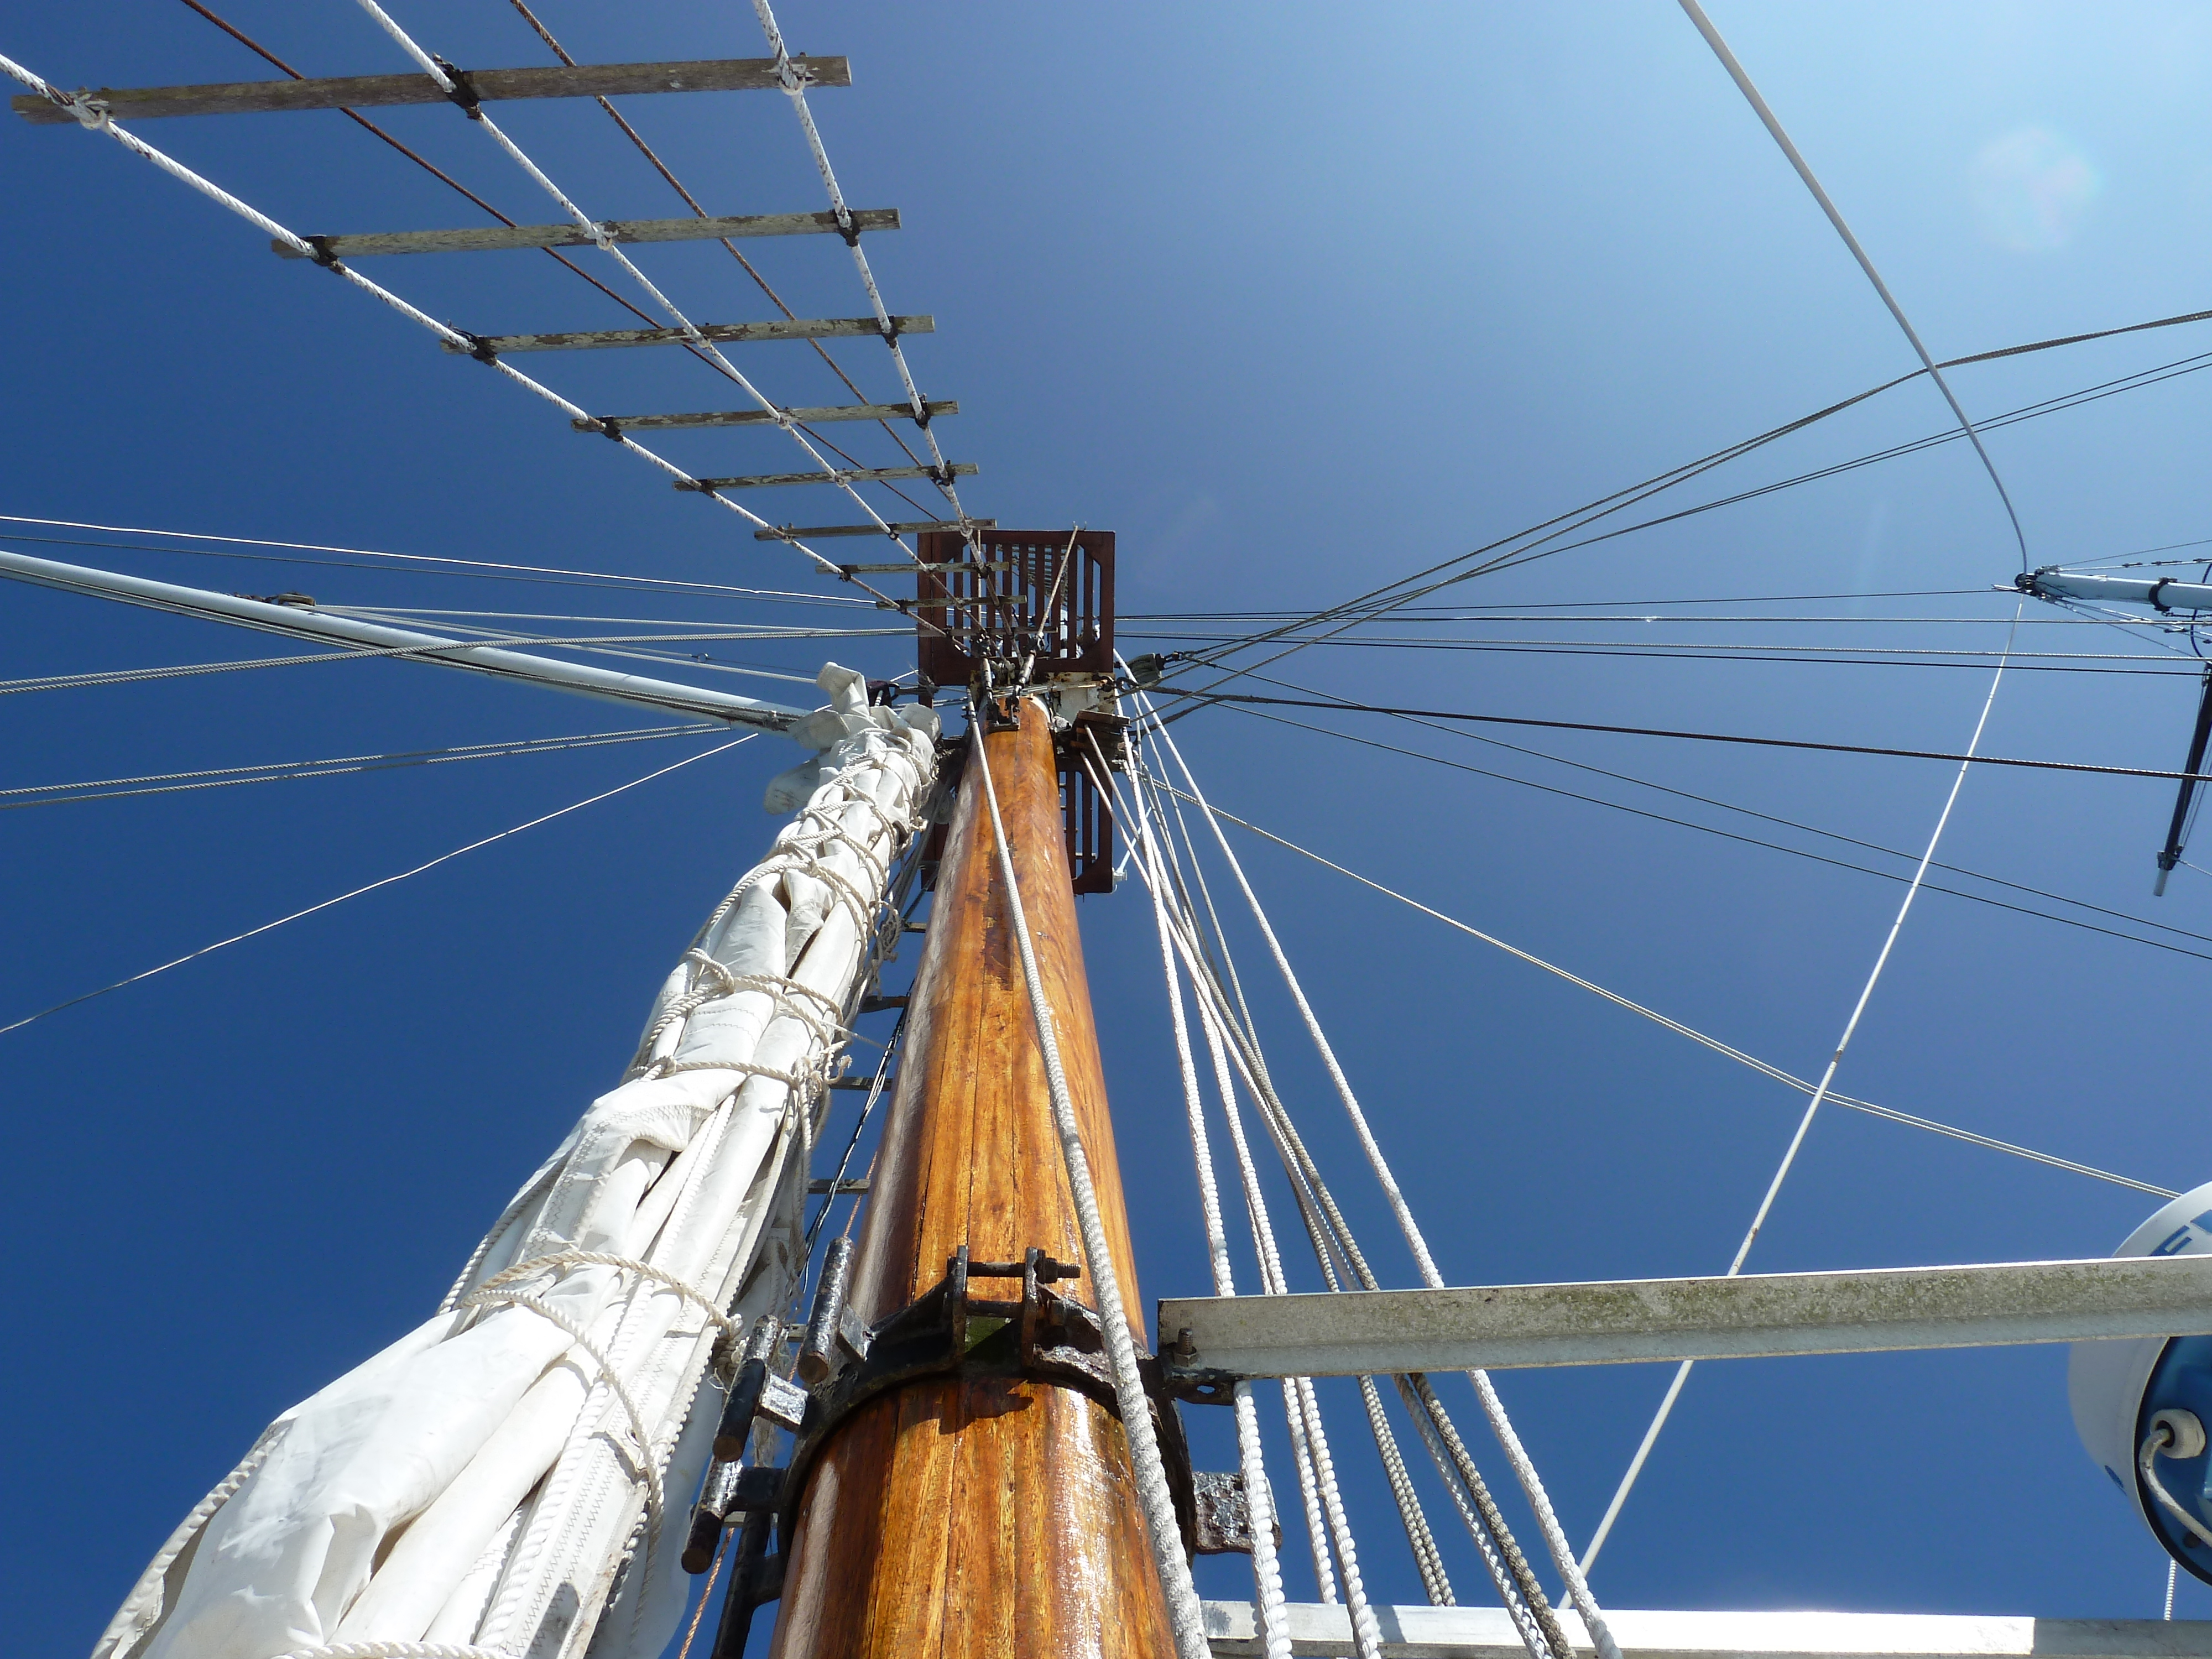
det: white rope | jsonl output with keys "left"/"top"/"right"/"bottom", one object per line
{"left": 455, "top": 1285, "right": 667, "bottom": 1526}
{"left": 1136, "top": 795, "right": 1292, "bottom": 1659}
{"left": 474, "top": 1250, "right": 740, "bottom": 1338}
{"left": 1116, "top": 787, "right": 1387, "bottom": 1656}
{"left": 1120, "top": 743, "right": 1449, "bottom": 1610}
{"left": 967, "top": 703, "right": 1208, "bottom": 1659}
{"left": 346, "top": 0, "right": 919, "bottom": 552}
{"left": 745, "top": 0, "right": 970, "bottom": 528}
{"left": 1112, "top": 758, "right": 1558, "bottom": 1657}
{"left": 1580, "top": 609, "right": 2023, "bottom": 1575}
{"left": 1, "top": 737, "right": 755, "bottom": 1038}
{"left": 1145, "top": 717, "right": 1620, "bottom": 1659}
{"left": 1130, "top": 779, "right": 1338, "bottom": 1605}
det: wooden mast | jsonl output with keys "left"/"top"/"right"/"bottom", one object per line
{"left": 766, "top": 693, "right": 1174, "bottom": 1659}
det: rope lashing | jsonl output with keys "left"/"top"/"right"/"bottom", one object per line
{"left": 474, "top": 1250, "right": 740, "bottom": 1340}
{"left": 456, "top": 1284, "right": 667, "bottom": 1527}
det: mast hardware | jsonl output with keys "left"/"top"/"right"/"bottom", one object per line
{"left": 277, "top": 207, "right": 898, "bottom": 260}
{"left": 11, "top": 57, "right": 851, "bottom": 123}
{"left": 1192, "top": 1470, "right": 1281, "bottom": 1557}
{"left": 682, "top": 1462, "right": 784, "bottom": 1573}
{"left": 774, "top": 1243, "right": 1212, "bottom": 1556}
{"left": 711, "top": 1315, "right": 788, "bottom": 1459}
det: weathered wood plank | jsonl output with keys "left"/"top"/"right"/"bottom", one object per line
{"left": 451, "top": 314, "right": 931, "bottom": 354}
{"left": 753, "top": 518, "right": 988, "bottom": 540}
{"left": 682, "top": 462, "right": 976, "bottom": 491}
{"left": 13, "top": 57, "right": 850, "bottom": 123}
{"left": 576, "top": 399, "right": 953, "bottom": 433}
{"left": 769, "top": 701, "right": 1170, "bottom": 1659}
{"left": 274, "top": 207, "right": 897, "bottom": 260}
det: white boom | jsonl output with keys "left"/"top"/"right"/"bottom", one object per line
{"left": 1159, "top": 1256, "right": 2212, "bottom": 1379}
{"left": 1203, "top": 1603, "right": 2212, "bottom": 1659}
{"left": 0, "top": 549, "right": 806, "bottom": 730}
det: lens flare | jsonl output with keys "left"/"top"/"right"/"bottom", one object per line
{"left": 1970, "top": 126, "right": 2100, "bottom": 252}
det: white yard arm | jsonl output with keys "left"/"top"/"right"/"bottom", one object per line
{"left": 0, "top": 550, "right": 804, "bottom": 732}
{"left": 95, "top": 664, "right": 940, "bottom": 1659}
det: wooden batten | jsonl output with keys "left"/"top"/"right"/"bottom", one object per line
{"left": 768, "top": 698, "right": 1171, "bottom": 1659}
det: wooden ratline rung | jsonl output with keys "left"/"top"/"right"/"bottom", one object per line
{"left": 451, "top": 315, "right": 931, "bottom": 354}
{"left": 840, "top": 561, "right": 1017, "bottom": 573}
{"left": 682, "top": 463, "right": 977, "bottom": 491}
{"left": 275, "top": 207, "right": 898, "bottom": 260}
{"left": 12, "top": 57, "right": 850, "bottom": 123}
{"left": 754, "top": 519, "right": 992, "bottom": 540}
{"left": 579, "top": 399, "right": 954, "bottom": 434}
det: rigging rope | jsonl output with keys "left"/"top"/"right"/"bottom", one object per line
{"left": 0, "top": 736, "right": 754, "bottom": 1038}
{"left": 1103, "top": 750, "right": 1558, "bottom": 1656}
{"left": 1673, "top": 0, "right": 2026, "bottom": 563}
{"left": 1138, "top": 716, "right": 1623, "bottom": 1659}
{"left": 0, "top": 724, "right": 706, "bottom": 811}
{"left": 0, "top": 516, "right": 875, "bottom": 608}
{"left": 1134, "top": 803, "right": 1296, "bottom": 1652}
{"left": 1580, "top": 606, "right": 2023, "bottom": 1574}
{"left": 1208, "top": 696, "right": 2212, "bottom": 966}
{"left": 1154, "top": 296, "right": 2212, "bottom": 706}
{"left": 748, "top": 0, "right": 972, "bottom": 529}
{"left": 171, "top": 0, "right": 723, "bottom": 348}
{"left": 966, "top": 703, "right": 1209, "bottom": 1659}
{"left": 1138, "top": 775, "right": 2169, "bottom": 1198}
{"left": 1166, "top": 690, "right": 2212, "bottom": 786}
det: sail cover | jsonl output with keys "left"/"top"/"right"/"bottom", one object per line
{"left": 96, "top": 664, "right": 940, "bottom": 1659}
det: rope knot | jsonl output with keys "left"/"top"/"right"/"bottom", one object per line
{"left": 67, "top": 92, "right": 112, "bottom": 132}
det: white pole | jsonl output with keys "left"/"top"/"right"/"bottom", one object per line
{"left": 0, "top": 549, "right": 805, "bottom": 730}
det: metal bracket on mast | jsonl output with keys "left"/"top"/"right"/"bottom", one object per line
{"left": 774, "top": 1243, "right": 1210, "bottom": 1556}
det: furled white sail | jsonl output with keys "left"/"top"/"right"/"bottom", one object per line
{"left": 95, "top": 664, "right": 940, "bottom": 1659}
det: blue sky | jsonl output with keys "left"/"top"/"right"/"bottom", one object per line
{"left": 8, "top": 1, "right": 2212, "bottom": 1651}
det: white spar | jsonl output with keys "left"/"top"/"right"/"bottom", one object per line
{"left": 95, "top": 663, "right": 940, "bottom": 1659}
{"left": 2019, "top": 568, "right": 2212, "bottom": 613}
{"left": 0, "top": 549, "right": 806, "bottom": 731}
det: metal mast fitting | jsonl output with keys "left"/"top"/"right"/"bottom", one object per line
{"left": 2017, "top": 567, "right": 2212, "bottom": 891}
{"left": 914, "top": 528, "right": 1123, "bottom": 893}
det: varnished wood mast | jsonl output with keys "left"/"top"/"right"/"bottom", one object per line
{"left": 769, "top": 697, "right": 1173, "bottom": 1659}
